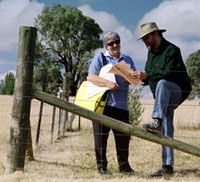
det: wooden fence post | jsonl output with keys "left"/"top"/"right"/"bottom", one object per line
{"left": 59, "top": 76, "right": 67, "bottom": 137}
{"left": 25, "top": 121, "right": 34, "bottom": 161}
{"left": 6, "top": 26, "right": 37, "bottom": 174}
{"left": 59, "top": 73, "right": 70, "bottom": 137}
{"left": 50, "top": 89, "right": 57, "bottom": 143}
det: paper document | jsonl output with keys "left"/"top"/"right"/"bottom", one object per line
{"left": 87, "top": 63, "right": 116, "bottom": 98}
{"left": 108, "top": 60, "right": 141, "bottom": 86}
{"left": 87, "top": 61, "right": 141, "bottom": 98}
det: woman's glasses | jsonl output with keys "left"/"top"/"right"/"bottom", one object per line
{"left": 107, "top": 40, "right": 120, "bottom": 46}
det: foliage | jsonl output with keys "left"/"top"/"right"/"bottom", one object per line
{"left": 33, "top": 42, "right": 62, "bottom": 94}
{"left": 128, "top": 86, "right": 144, "bottom": 125}
{"left": 0, "top": 72, "right": 15, "bottom": 95}
{"left": 34, "top": 4, "right": 103, "bottom": 95}
{"left": 0, "top": 80, "right": 4, "bottom": 94}
{"left": 186, "top": 49, "right": 200, "bottom": 99}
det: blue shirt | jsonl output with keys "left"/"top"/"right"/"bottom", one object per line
{"left": 88, "top": 51, "right": 136, "bottom": 111}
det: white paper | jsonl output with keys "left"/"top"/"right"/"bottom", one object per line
{"left": 87, "top": 63, "right": 116, "bottom": 98}
{"left": 108, "top": 60, "right": 141, "bottom": 86}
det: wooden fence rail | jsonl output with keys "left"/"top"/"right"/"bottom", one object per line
{"left": 33, "top": 91, "right": 200, "bottom": 158}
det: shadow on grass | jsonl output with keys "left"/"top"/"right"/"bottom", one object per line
{"left": 176, "top": 168, "right": 200, "bottom": 177}
{"left": 31, "top": 158, "right": 95, "bottom": 171}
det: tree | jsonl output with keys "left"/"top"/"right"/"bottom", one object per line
{"left": 33, "top": 42, "right": 62, "bottom": 93}
{"left": 0, "top": 80, "right": 5, "bottom": 94}
{"left": 34, "top": 4, "right": 103, "bottom": 95}
{"left": 0, "top": 72, "right": 15, "bottom": 95}
{"left": 185, "top": 49, "right": 200, "bottom": 99}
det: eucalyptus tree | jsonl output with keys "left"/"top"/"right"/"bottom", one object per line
{"left": 34, "top": 4, "right": 103, "bottom": 95}
{"left": 33, "top": 42, "right": 62, "bottom": 93}
{"left": 186, "top": 49, "right": 200, "bottom": 99}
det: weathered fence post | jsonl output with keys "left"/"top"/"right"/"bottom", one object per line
{"left": 50, "top": 89, "right": 58, "bottom": 143}
{"left": 57, "top": 93, "right": 62, "bottom": 138}
{"left": 35, "top": 100, "right": 44, "bottom": 144}
{"left": 6, "top": 26, "right": 37, "bottom": 174}
{"left": 25, "top": 121, "right": 34, "bottom": 161}
{"left": 59, "top": 73, "right": 70, "bottom": 137}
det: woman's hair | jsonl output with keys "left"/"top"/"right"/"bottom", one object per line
{"left": 102, "top": 31, "right": 120, "bottom": 47}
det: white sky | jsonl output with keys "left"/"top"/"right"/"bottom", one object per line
{"left": 0, "top": 0, "right": 200, "bottom": 85}
{"left": 79, "top": 0, "right": 200, "bottom": 63}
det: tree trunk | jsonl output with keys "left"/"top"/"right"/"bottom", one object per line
{"left": 70, "top": 80, "right": 77, "bottom": 96}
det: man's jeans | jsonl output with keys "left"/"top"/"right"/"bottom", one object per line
{"left": 152, "top": 79, "right": 182, "bottom": 166}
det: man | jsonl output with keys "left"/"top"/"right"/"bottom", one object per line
{"left": 133, "top": 22, "right": 191, "bottom": 177}
{"left": 87, "top": 31, "right": 135, "bottom": 174}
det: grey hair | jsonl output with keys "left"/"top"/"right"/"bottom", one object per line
{"left": 102, "top": 31, "right": 120, "bottom": 47}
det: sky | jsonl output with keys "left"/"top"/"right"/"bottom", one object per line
{"left": 0, "top": 0, "right": 200, "bottom": 97}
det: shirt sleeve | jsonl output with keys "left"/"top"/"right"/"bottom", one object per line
{"left": 88, "top": 52, "right": 104, "bottom": 75}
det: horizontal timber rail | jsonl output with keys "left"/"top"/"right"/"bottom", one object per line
{"left": 33, "top": 91, "right": 200, "bottom": 157}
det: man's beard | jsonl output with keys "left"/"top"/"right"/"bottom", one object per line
{"left": 146, "top": 45, "right": 154, "bottom": 52}
{"left": 146, "top": 43, "right": 155, "bottom": 52}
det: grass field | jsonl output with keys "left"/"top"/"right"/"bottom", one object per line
{"left": 0, "top": 95, "right": 200, "bottom": 182}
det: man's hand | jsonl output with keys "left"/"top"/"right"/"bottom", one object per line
{"left": 131, "top": 71, "right": 147, "bottom": 81}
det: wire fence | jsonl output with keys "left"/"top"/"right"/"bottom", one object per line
{"left": 1, "top": 94, "right": 200, "bottom": 144}
{"left": 1, "top": 94, "right": 200, "bottom": 180}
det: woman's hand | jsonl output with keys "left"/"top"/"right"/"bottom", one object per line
{"left": 87, "top": 73, "right": 119, "bottom": 91}
{"left": 105, "top": 80, "right": 119, "bottom": 91}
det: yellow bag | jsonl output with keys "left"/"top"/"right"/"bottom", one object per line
{"left": 74, "top": 81, "right": 109, "bottom": 114}
{"left": 94, "top": 90, "right": 109, "bottom": 114}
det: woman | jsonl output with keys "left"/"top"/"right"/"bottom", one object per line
{"left": 88, "top": 31, "right": 136, "bottom": 174}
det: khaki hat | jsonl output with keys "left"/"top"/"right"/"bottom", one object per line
{"left": 138, "top": 22, "right": 166, "bottom": 40}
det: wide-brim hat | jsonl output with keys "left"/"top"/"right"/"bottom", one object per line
{"left": 138, "top": 22, "right": 166, "bottom": 40}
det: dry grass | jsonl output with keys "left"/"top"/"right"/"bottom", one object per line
{"left": 0, "top": 95, "right": 200, "bottom": 182}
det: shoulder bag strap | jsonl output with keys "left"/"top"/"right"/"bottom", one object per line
{"left": 101, "top": 52, "right": 106, "bottom": 66}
